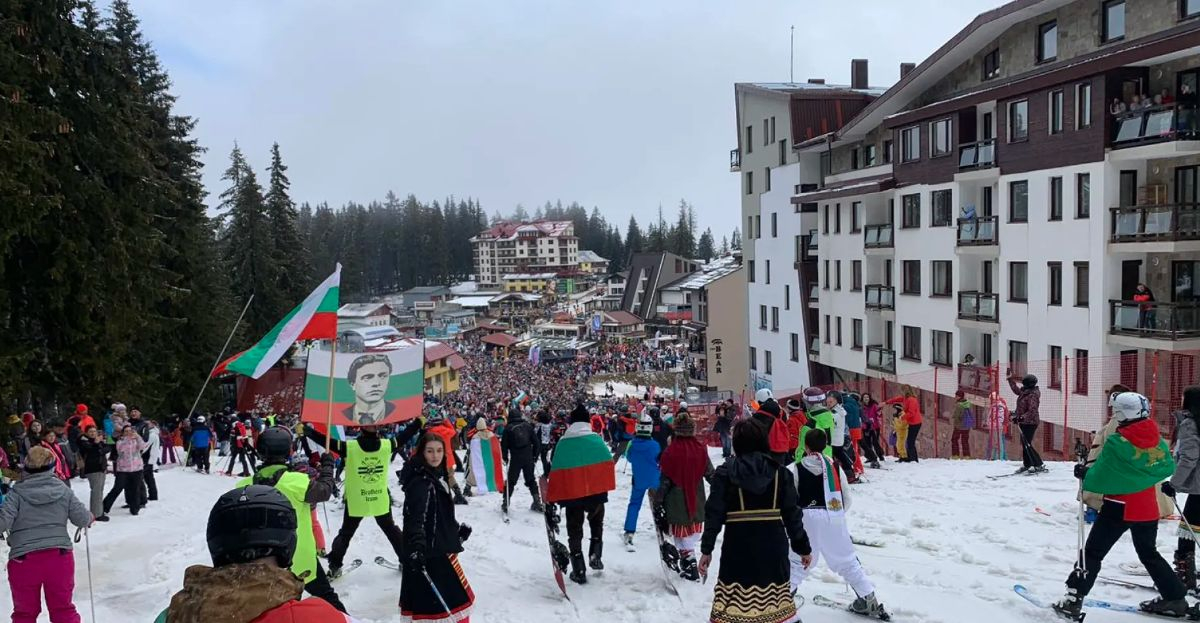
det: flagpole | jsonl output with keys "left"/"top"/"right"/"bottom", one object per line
{"left": 186, "top": 294, "right": 254, "bottom": 423}
{"left": 325, "top": 337, "right": 337, "bottom": 446}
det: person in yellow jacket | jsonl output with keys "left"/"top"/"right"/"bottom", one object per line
{"left": 890, "top": 404, "right": 909, "bottom": 461}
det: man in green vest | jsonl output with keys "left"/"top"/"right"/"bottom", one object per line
{"left": 307, "top": 424, "right": 406, "bottom": 577}
{"left": 797, "top": 387, "right": 836, "bottom": 461}
{"left": 238, "top": 426, "right": 346, "bottom": 613}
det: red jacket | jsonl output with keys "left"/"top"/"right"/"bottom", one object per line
{"left": 252, "top": 597, "right": 352, "bottom": 622}
{"left": 885, "top": 395, "right": 923, "bottom": 426}
{"left": 786, "top": 412, "right": 807, "bottom": 452}
{"left": 1101, "top": 419, "right": 1165, "bottom": 523}
{"left": 590, "top": 414, "right": 606, "bottom": 435}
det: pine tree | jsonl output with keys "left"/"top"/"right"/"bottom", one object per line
{"left": 669, "top": 200, "right": 696, "bottom": 258}
{"left": 697, "top": 228, "right": 716, "bottom": 261}
{"left": 719, "top": 235, "right": 730, "bottom": 256}
{"left": 220, "top": 145, "right": 282, "bottom": 337}
{"left": 731, "top": 227, "right": 742, "bottom": 250}
{"left": 264, "top": 143, "right": 312, "bottom": 301}
{"left": 625, "top": 216, "right": 644, "bottom": 254}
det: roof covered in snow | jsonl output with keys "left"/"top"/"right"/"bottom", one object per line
{"left": 338, "top": 303, "right": 392, "bottom": 318}
{"left": 473, "top": 220, "right": 575, "bottom": 241}
{"left": 578, "top": 250, "right": 607, "bottom": 263}
{"left": 670, "top": 256, "right": 742, "bottom": 291}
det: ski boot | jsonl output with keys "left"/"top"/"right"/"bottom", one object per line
{"left": 530, "top": 486, "right": 545, "bottom": 513}
{"left": 679, "top": 552, "right": 700, "bottom": 582}
{"left": 588, "top": 538, "right": 604, "bottom": 570}
{"left": 1140, "top": 596, "right": 1191, "bottom": 618}
{"left": 1027, "top": 465, "right": 1049, "bottom": 475}
{"left": 623, "top": 532, "right": 635, "bottom": 552}
{"left": 1052, "top": 591, "right": 1084, "bottom": 621}
{"left": 869, "top": 461, "right": 881, "bottom": 469}
{"left": 463, "top": 485, "right": 474, "bottom": 498}
{"left": 328, "top": 564, "right": 344, "bottom": 579}
{"left": 1014, "top": 466, "right": 1031, "bottom": 476}
{"left": 568, "top": 552, "right": 588, "bottom": 584}
{"left": 501, "top": 497, "right": 509, "bottom": 513}
{"left": 660, "top": 539, "right": 681, "bottom": 572}
{"left": 1175, "top": 550, "right": 1197, "bottom": 595}
{"left": 848, "top": 593, "right": 890, "bottom": 621}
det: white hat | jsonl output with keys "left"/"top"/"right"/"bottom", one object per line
{"left": 1111, "top": 392, "right": 1149, "bottom": 423}
{"left": 754, "top": 388, "right": 773, "bottom": 403}
{"left": 678, "top": 401, "right": 689, "bottom": 410}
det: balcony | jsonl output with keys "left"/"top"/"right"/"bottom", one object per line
{"left": 958, "top": 291, "right": 999, "bottom": 323}
{"left": 958, "top": 139, "right": 996, "bottom": 170}
{"left": 956, "top": 215, "right": 998, "bottom": 250}
{"left": 864, "top": 285, "right": 895, "bottom": 310}
{"left": 863, "top": 223, "right": 894, "bottom": 251}
{"left": 1109, "top": 300, "right": 1200, "bottom": 348}
{"left": 866, "top": 345, "right": 896, "bottom": 374}
{"left": 809, "top": 335, "right": 819, "bottom": 355}
{"left": 1110, "top": 204, "right": 1200, "bottom": 251}
{"left": 1112, "top": 103, "right": 1200, "bottom": 148}
{"left": 807, "top": 230, "right": 819, "bottom": 252}
{"left": 730, "top": 149, "right": 741, "bottom": 172}
{"left": 808, "top": 283, "right": 819, "bottom": 307}
{"left": 958, "top": 364, "right": 995, "bottom": 397}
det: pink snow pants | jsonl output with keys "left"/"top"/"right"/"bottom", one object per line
{"left": 8, "top": 548, "right": 81, "bottom": 623}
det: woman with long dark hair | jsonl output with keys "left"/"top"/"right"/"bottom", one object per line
{"left": 1170, "top": 386, "right": 1200, "bottom": 592}
{"left": 859, "top": 394, "right": 884, "bottom": 468}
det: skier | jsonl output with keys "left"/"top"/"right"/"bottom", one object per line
{"left": 188, "top": 415, "right": 213, "bottom": 474}
{"left": 784, "top": 398, "right": 807, "bottom": 460}
{"left": 649, "top": 405, "right": 673, "bottom": 453}
{"left": 224, "top": 413, "right": 256, "bottom": 477}
{"left": 827, "top": 392, "right": 859, "bottom": 482}
{"left": 399, "top": 433, "right": 476, "bottom": 622}
{"left": 1170, "top": 385, "right": 1200, "bottom": 592}
{"left": 610, "top": 405, "right": 636, "bottom": 462}
{"left": 789, "top": 429, "right": 888, "bottom": 617}
{"left": 1008, "top": 373, "right": 1046, "bottom": 474}
{"left": 749, "top": 388, "right": 794, "bottom": 465}
{"left": 240, "top": 427, "right": 346, "bottom": 613}
{"left": 154, "top": 485, "right": 354, "bottom": 622}
{"left": 700, "top": 419, "right": 810, "bottom": 623}
{"left": 1054, "top": 392, "right": 1188, "bottom": 620}
{"left": 536, "top": 411, "right": 554, "bottom": 474}
{"left": 545, "top": 406, "right": 616, "bottom": 584}
{"left": 0, "top": 446, "right": 93, "bottom": 623}
{"left": 102, "top": 425, "right": 149, "bottom": 516}
{"left": 797, "top": 388, "right": 835, "bottom": 460}
{"left": 306, "top": 425, "right": 407, "bottom": 579}
{"left": 656, "top": 412, "right": 711, "bottom": 581}
{"left": 623, "top": 411, "right": 661, "bottom": 551}
{"left": 843, "top": 391, "right": 866, "bottom": 473}
{"left": 500, "top": 407, "right": 543, "bottom": 512}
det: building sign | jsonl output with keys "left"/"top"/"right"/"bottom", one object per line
{"left": 710, "top": 338, "right": 723, "bottom": 375}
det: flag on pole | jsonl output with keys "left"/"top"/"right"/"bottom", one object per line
{"left": 467, "top": 435, "right": 505, "bottom": 494}
{"left": 529, "top": 344, "right": 541, "bottom": 366}
{"left": 222, "top": 265, "right": 342, "bottom": 379}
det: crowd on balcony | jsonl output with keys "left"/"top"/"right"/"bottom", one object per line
{"left": 1110, "top": 88, "right": 1182, "bottom": 116}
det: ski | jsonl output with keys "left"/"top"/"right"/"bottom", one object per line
{"left": 1098, "top": 576, "right": 1155, "bottom": 591}
{"left": 811, "top": 595, "right": 891, "bottom": 621}
{"left": 1014, "top": 584, "right": 1145, "bottom": 618}
{"left": 329, "top": 558, "right": 363, "bottom": 580}
{"left": 987, "top": 472, "right": 1025, "bottom": 480}
{"left": 538, "top": 476, "right": 571, "bottom": 600}
{"left": 851, "top": 537, "right": 886, "bottom": 548}
{"left": 1121, "top": 562, "right": 1151, "bottom": 577}
{"left": 374, "top": 556, "right": 400, "bottom": 571}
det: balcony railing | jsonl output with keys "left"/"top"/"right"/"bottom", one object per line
{"left": 730, "top": 149, "right": 741, "bottom": 171}
{"left": 809, "top": 283, "right": 819, "bottom": 303}
{"left": 807, "top": 230, "right": 819, "bottom": 251}
{"left": 1112, "top": 103, "right": 1200, "bottom": 147}
{"left": 957, "top": 215, "right": 998, "bottom": 246}
{"left": 866, "top": 345, "right": 896, "bottom": 374}
{"left": 958, "top": 291, "right": 999, "bottom": 322}
{"left": 809, "top": 335, "right": 819, "bottom": 354}
{"left": 864, "top": 284, "right": 895, "bottom": 310}
{"left": 1110, "top": 300, "right": 1200, "bottom": 339}
{"left": 958, "top": 139, "right": 996, "bottom": 169}
{"left": 1110, "top": 204, "right": 1200, "bottom": 243}
{"left": 864, "top": 223, "right": 894, "bottom": 249}
{"left": 958, "top": 364, "right": 995, "bottom": 397}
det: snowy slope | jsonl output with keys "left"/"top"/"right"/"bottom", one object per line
{"left": 0, "top": 454, "right": 1180, "bottom": 622}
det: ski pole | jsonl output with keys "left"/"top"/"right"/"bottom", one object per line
{"left": 84, "top": 527, "right": 97, "bottom": 623}
{"left": 1172, "top": 496, "right": 1200, "bottom": 551}
{"left": 422, "top": 568, "right": 456, "bottom": 622}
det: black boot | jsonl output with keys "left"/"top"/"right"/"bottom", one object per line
{"left": 530, "top": 486, "right": 545, "bottom": 513}
{"left": 568, "top": 552, "right": 587, "bottom": 584}
{"left": 1052, "top": 592, "right": 1084, "bottom": 622}
{"left": 588, "top": 538, "right": 604, "bottom": 570}
{"left": 1140, "top": 595, "right": 1190, "bottom": 617}
{"left": 1176, "top": 550, "right": 1196, "bottom": 594}
{"left": 452, "top": 485, "right": 468, "bottom": 505}
{"left": 679, "top": 552, "right": 699, "bottom": 582}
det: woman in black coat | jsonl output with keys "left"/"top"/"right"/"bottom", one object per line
{"left": 399, "top": 432, "right": 475, "bottom": 622}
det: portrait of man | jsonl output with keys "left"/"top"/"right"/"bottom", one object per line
{"left": 343, "top": 354, "right": 394, "bottom": 425}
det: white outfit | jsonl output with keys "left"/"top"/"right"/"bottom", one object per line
{"left": 788, "top": 454, "right": 874, "bottom": 598}
{"left": 673, "top": 532, "right": 701, "bottom": 555}
{"left": 831, "top": 404, "right": 848, "bottom": 448}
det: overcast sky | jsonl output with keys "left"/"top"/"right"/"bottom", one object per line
{"left": 129, "top": 0, "right": 999, "bottom": 239}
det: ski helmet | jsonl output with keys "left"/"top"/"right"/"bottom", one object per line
{"left": 636, "top": 412, "right": 653, "bottom": 437}
{"left": 194, "top": 415, "right": 207, "bottom": 425}
{"left": 207, "top": 485, "right": 297, "bottom": 569}
{"left": 755, "top": 388, "right": 774, "bottom": 403}
{"left": 1111, "top": 392, "right": 1150, "bottom": 423}
{"left": 256, "top": 426, "right": 293, "bottom": 464}
{"left": 1021, "top": 374, "right": 1038, "bottom": 389}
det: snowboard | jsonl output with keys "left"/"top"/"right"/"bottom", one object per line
{"left": 811, "top": 594, "right": 891, "bottom": 621}
{"left": 329, "top": 558, "right": 363, "bottom": 581}
{"left": 651, "top": 504, "right": 681, "bottom": 596}
{"left": 538, "top": 476, "right": 571, "bottom": 600}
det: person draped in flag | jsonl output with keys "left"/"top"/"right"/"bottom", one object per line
{"left": 305, "top": 424, "right": 407, "bottom": 578}
{"left": 500, "top": 407, "right": 543, "bottom": 513}
{"left": 545, "top": 406, "right": 616, "bottom": 584}
{"left": 655, "top": 412, "right": 712, "bottom": 581}
{"left": 465, "top": 418, "right": 506, "bottom": 500}
{"left": 789, "top": 429, "right": 888, "bottom": 618}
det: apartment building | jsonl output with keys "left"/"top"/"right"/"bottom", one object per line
{"left": 670, "top": 254, "right": 750, "bottom": 394}
{"left": 734, "top": 69, "right": 885, "bottom": 395}
{"left": 773, "top": 0, "right": 1200, "bottom": 439}
{"left": 471, "top": 220, "right": 579, "bottom": 288}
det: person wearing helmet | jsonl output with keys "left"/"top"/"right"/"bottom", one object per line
{"left": 187, "top": 415, "right": 214, "bottom": 474}
{"left": 1007, "top": 372, "right": 1046, "bottom": 475}
{"left": 795, "top": 388, "right": 835, "bottom": 462}
{"left": 622, "top": 411, "right": 662, "bottom": 553}
{"left": 501, "top": 406, "right": 544, "bottom": 513}
{"left": 240, "top": 427, "right": 346, "bottom": 613}
{"left": 1054, "top": 392, "right": 1188, "bottom": 620}
{"left": 648, "top": 405, "right": 673, "bottom": 454}
{"left": 153, "top": 485, "right": 354, "bottom": 623}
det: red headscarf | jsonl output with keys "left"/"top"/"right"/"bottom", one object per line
{"left": 659, "top": 435, "right": 708, "bottom": 516}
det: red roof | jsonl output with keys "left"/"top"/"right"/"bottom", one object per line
{"left": 477, "top": 220, "right": 573, "bottom": 241}
{"left": 423, "top": 341, "right": 457, "bottom": 363}
{"left": 604, "top": 311, "right": 643, "bottom": 326}
{"left": 447, "top": 354, "right": 466, "bottom": 371}
{"left": 477, "top": 320, "right": 508, "bottom": 331}
{"left": 482, "top": 333, "right": 519, "bottom": 347}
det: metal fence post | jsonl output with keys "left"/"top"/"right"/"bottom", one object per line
{"left": 1062, "top": 355, "right": 1070, "bottom": 457}
{"left": 932, "top": 366, "right": 940, "bottom": 459}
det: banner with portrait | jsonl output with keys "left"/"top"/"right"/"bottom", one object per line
{"left": 302, "top": 346, "right": 424, "bottom": 427}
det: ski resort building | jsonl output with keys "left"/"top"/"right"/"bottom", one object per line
{"left": 471, "top": 220, "right": 580, "bottom": 289}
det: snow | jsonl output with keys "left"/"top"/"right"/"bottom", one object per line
{"left": 0, "top": 454, "right": 1184, "bottom": 622}
{"left": 591, "top": 381, "right": 675, "bottom": 399}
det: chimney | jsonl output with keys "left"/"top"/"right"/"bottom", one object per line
{"left": 851, "top": 59, "right": 869, "bottom": 90}
{"left": 807, "top": 78, "right": 825, "bottom": 85}
{"left": 900, "top": 62, "right": 916, "bottom": 79}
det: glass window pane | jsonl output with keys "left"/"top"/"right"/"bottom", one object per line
{"left": 1105, "top": 2, "right": 1125, "bottom": 40}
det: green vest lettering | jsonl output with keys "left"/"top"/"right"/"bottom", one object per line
{"left": 345, "top": 440, "right": 391, "bottom": 517}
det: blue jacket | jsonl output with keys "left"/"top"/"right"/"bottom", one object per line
{"left": 627, "top": 437, "right": 661, "bottom": 490}
{"left": 191, "top": 428, "right": 212, "bottom": 450}
{"left": 843, "top": 395, "right": 863, "bottom": 430}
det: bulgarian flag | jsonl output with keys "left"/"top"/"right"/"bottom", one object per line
{"left": 546, "top": 423, "right": 615, "bottom": 503}
{"left": 468, "top": 434, "right": 505, "bottom": 494}
{"left": 221, "top": 265, "right": 341, "bottom": 379}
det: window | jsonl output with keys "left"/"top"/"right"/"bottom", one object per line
{"left": 1009, "top": 262, "right": 1028, "bottom": 302}
{"left": 1049, "top": 90, "right": 1064, "bottom": 134}
{"left": 883, "top": 139, "right": 894, "bottom": 164}
{"left": 1008, "top": 100, "right": 1029, "bottom": 141}
{"left": 823, "top": 260, "right": 830, "bottom": 289}
{"left": 765, "top": 350, "right": 772, "bottom": 375}
{"left": 1103, "top": 0, "right": 1125, "bottom": 43}
{"left": 901, "top": 193, "right": 921, "bottom": 228}
{"left": 748, "top": 260, "right": 755, "bottom": 283}
{"left": 930, "top": 119, "right": 952, "bottom": 157}
{"left": 755, "top": 215, "right": 761, "bottom": 239}
{"left": 744, "top": 171, "right": 753, "bottom": 195}
{"left": 1037, "top": 20, "right": 1057, "bottom": 63}
{"left": 766, "top": 259, "right": 771, "bottom": 284}
{"left": 770, "top": 116, "right": 776, "bottom": 143}
{"left": 852, "top": 319, "right": 863, "bottom": 350}
{"left": 932, "top": 330, "right": 953, "bottom": 367}
{"left": 790, "top": 333, "right": 799, "bottom": 362}
{"left": 932, "top": 260, "right": 952, "bottom": 297}
{"left": 864, "top": 144, "right": 877, "bottom": 167}
{"left": 1076, "top": 173, "right": 1090, "bottom": 218}
{"left": 763, "top": 119, "right": 769, "bottom": 146}
{"left": 851, "top": 148, "right": 860, "bottom": 171}
{"left": 764, "top": 168, "right": 771, "bottom": 192}
{"left": 1075, "top": 349, "right": 1089, "bottom": 395}
{"left": 1048, "top": 262, "right": 1063, "bottom": 306}
{"left": 835, "top": 260, "right": 842, "bottom": 290}
{"left": 835, "top": 204, "right": 842, "bottom": 233}
{"left": 983, "top": 49, "right": 1000, "bottom": 81}
{"left": 1186, "top": 0, "right": 1200, "bottom": 19}
{"left": 1009, "top": 180, "right": 1029, "bottom": 223}
{"left": 759, "top": 304, "right": 767, "bottom": 329}
{"left": 902, "top": 325, "right": 921, "bottom": 361}
{"left": 824, "top": 315, "right": 831, "bottom": 344}
{"left": 1049, "top": 346, "right": 1063, "bottom": 388}
{"left": 745, "top": 126, "right": 753, "bottom": 153}
{"left": 836, "top": 317, "right": 843, "bottom": 346}
{"left": 749, "top": 346, "right": 757, "bottom": 370}
{"left": 902, "top": 260, "right": 921, "bottom": 295}
{"left": 852, "top": 260, "right": 863, "bottom": 291}
{"left": 771, "top": 307, "right": 779, "bottom": 332}
{"left": 1075, "top": 262, "right": 1089, "bottom": 307}
{"left": 823, "top": 205, "right": 829, "bottom": 234}
{"left": 931, "top": 189, "right": 952, "bottom": 226}
{"left": 851, "top": 202, "right": 863, "bottom": 232}
{"left": 1077, "top": 83, "right": 1092, "bottom": 129}
{"left": 779, "top": 139, "right": 788, "bottom": 166}
{"left": 771, "top": 212, "right": 777, "bottom": 237}
{"left": 901, "top": 126, "right": 920, "bottom": 162}
{"left": 794, "top": 235, "right": 802, "bottom": 262}
{"left": 785, "top": 284, "right": 790, "bottom": 310}
{"left": 1008, "top": 340, "right": 1028, "bottom": 377}
{"left": 1049, "top": 176, "right": 1063, "bottom": 220}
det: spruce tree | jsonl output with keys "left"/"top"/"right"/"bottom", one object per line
{"left": 697, "top": 228, "right": 716, "bottom": 261}
{"left": 670, "top": 200, "right": 696, "bottom": 258}
{"left": 264, "top": 142, "right": 313, "bottom": 300}
{"left": 625, "top": 216, "right": 644, "bottom": 254}
{"left": 220, "top": 145, "right": 282, "bottom": 337}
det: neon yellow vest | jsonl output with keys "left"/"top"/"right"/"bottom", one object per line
{"left": 345, "top": 440, "right": 391, "bottom": 518}
{"left": 238, "top": 466, "right": 316, "bottom": 582}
